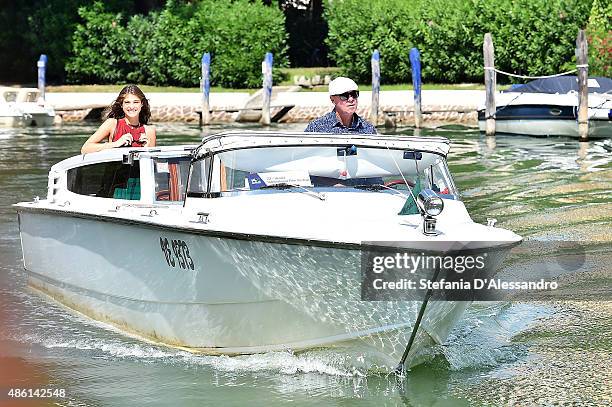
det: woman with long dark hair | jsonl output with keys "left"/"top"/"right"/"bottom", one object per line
{"left": 81, "top": 85, "right": 157, "bottom": 154}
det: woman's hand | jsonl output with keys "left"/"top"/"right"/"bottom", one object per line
{"left": 139, "top": 134, "right": 149, "bottom": 147}
{"left": 114, "top": 133, "right": 133, "bottom": 147}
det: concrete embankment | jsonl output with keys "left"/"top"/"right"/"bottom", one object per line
{"left": 47, "top": 89, "right": 483, "bottom": 126}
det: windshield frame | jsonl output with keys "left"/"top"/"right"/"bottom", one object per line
{"left": 189, "top": 143, "right": 459, "bottom": 199}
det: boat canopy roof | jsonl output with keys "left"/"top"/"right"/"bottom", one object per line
{"left": 504, "top": 76, "right": 612, "bottom": 94}
{"left": 194, "top": 131, "right": 451, "bottom": 159}
{"left": 52, "top": 144, "right": 197, "bottom": 171}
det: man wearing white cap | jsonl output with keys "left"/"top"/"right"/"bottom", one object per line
{"left": 305, "top": 77, "right": 376, "bottom": 134}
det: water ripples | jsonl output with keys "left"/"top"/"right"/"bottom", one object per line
{"left": 1, "top": 123, "right": 610, "bottom": 405}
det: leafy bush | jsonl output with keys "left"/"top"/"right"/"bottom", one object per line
{"left": 0, "top": 0, "right": 126, "bottom": 83}
{"left": 324, "top": 0, "right": 416, "bottom": 84}
{"left": 66, "top": 0, "right": 288, "bottom": 87}
{"left": 325, "top": 0, "right": 594, "bottom": 84}
{"left": 124, "top": 6, "right": 198, "bottom": 86}
{"left": 586, "top": 0, "right": 611, "bottom": 77}
{"left": 65, "top": 2, "right": 130, "bottom": 84}
{"left": 202, "top": 0, "right": 289, "bottom": 88}
{"left": 24, "top": 0, "right": 90, "bottom": 83}
{"left": 472, "top": 0, "right": 594, "bottom": 81}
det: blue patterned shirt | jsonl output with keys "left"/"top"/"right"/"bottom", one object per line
{"left": 304, "top": 110, "right": 377, "bottom": 134}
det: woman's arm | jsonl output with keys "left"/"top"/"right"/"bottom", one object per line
{"left": 142, "top": 125, "right": 157, "bottom": 147}
{"left": 81, "top": 118, "right": 127, "bottom": 154}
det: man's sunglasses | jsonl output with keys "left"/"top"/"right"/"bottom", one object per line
{"left": 337, "top": 90, "right": 359, "bottom": 101}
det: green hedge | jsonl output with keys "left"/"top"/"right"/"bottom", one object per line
{"left": 66, "top": 0, "right": 288, "bottom": 87}
{"left": 586, "top": 0, "right": 611, "bottom": 77}
{"left": 66, "top": 3, "right": 130, "bottom": 84}
{"left": 0, "top": 0, "right": 131, "bottom": 83}
{"left": 325, "top": 0, "right": 596, "bottom": 84}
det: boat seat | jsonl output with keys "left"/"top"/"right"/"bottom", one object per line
{"left": 113, "top": 178, "right": 141, "bottom": 200}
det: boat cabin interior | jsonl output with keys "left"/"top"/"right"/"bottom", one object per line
{"left": 48, "top": 146, "right": 196, "bottom": 205}
{"left": 65, "top": 156, "right": 191, "bottom": 202}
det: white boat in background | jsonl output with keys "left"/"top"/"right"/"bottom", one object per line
{"left": 15, "top": 131, "right": 521, "bottom": 370}
{"left": 478, "top": 76, "right": 612, "bottom": 138}
{"left": 0, "top": 87, "right": 55, "bottom": 126}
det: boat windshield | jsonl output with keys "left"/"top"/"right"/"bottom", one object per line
{"left": 190, "top": 145, "right": 458, "bottom": 198}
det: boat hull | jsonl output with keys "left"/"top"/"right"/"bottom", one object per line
{"left": 0, "top": 113, "right": 55, "bottom": 127}
{"left": 478, "top": 117, "right": 611, "bottom": 138}
{"left": 477, "top": 98, "right": 612, "bottom": 138}
{"left": 17, "top": 208, "right": 485, "bottom": 367}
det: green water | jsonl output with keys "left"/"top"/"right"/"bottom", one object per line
{"left": 0, "top": 123, "right": 610, "bottom": 406}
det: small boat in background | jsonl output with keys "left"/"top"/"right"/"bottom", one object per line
{"left": 478, "top": 76, "right": 611, "bottom": 138}
{"left": 0, "top": 87, "right": 55, "bottom": 126}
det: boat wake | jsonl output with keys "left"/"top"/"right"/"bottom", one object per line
{"left": 433, "top": 302, "right": 555, "bottom": 371}
{"left": 5, "top": 286, "right": 555, "bottom": 377}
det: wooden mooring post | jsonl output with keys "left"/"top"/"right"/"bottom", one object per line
{"left": 409, "top": 48, "right": 422, "bottom": 128}
{"left": 371, "top": 50, "right": 380, "bottom": 125}
{"left": 483, "top": 33, "right": 496, "bottom": 136}
{"left": 576, "top": 30, "right": 589, "bottom": 141}
{"left": 200, "top": 52, "right": 211, "bottom": 126}
{"left": 260, "top": 52, "right": 273, "bottom": 125}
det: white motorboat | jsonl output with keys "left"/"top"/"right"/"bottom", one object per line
{"left": 478, "top": 76, "right": 611, "bottom": 138}
{"left": 0, "top": 87, "right": 55, "bottom": 126}
{"left": 15, "top": 131, "right": 521, "bottom": 370}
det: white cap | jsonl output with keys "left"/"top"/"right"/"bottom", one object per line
{"left": 328, "top": 77, "right": 358, "bottom": 96}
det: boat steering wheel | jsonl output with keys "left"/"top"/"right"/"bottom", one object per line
{"left": 156, "top": 190, "right": 170, "bottom": 201}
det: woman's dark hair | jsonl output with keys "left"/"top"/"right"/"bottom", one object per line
{"left": 107, "top": 84, "right": 151, "bottom": 124}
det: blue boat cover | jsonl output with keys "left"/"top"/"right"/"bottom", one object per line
{"left": 505, "top": 76, "right": 612, "bottom": 94}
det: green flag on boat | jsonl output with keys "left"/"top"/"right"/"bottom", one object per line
{"left": 398, "top": 176, "right": 422, "bottom": 215}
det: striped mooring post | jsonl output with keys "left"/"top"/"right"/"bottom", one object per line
{"left": 483, "top": 33, "right": 496, "bottom": 136}
{"left": 371, "top": 50, "right": 380, "bottom": 125}
{"left": 201, "top": 52, "right": 211, "bottom": 126}
{"left": 37, "top": 54, "right": 47, "bottom": 100}
{"left": 576, "top": 29, "right": 589, "bottom": 141}
{"left": 409, "top": 48, "right": 422, "bottom": 128}
{"left": 260, "top": 52, "right": 273, "bottom": 125}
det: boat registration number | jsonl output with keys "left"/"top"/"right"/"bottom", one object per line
{"left": 159, "top": 237, "right": 195, "bottom": 270}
